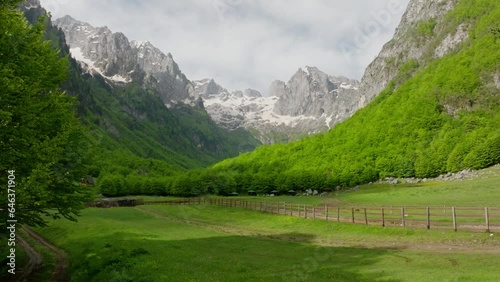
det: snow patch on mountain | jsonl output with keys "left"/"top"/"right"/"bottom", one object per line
{"left": 56, "top": 15, "right": 361, "bottom": 144}
{"left": 70, "top": 47, "right": 129, "bottom": 83}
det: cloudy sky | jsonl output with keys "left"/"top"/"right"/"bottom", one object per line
{"left": 41, "top": 0, "right": 411, "bottom": 94}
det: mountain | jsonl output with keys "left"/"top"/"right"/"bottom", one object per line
{"left": 357, "top": 0, "right": 460, "bottom": 106}
{"left": 197, "top": 67, "right": 360, "bottom": 143}
{"left": 54, "top": 15, "right": 362, "bottom": 144}
{"left": 19, "top": 1, "right": 261, "bottom": 192}
{"left": 272, "top": 66, "right": 360, "bottom": 118}
{"left": 165, "top": 0, "right": 500, "bottom": 196}
{"left": 54, "top": 15, "right": 197, "bottom": 105}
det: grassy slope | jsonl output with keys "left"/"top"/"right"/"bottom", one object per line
{"left": 35, "top": 205, "right": 500, "bottom": 282}
{"left": 16, "top": 166, "right": 499, "bottom": 280}
{"left": 336, "top": 164, "right": 500, "bottom": 207}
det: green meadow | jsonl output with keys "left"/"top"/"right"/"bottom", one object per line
{"left": 28, "top": 166, "right": 500, "bottom": 281}
{"left": 32, "top": 203, "right": 500, "bottom": 282}
{"left": 335, "top": 165, "right": 500, "bottom": 207}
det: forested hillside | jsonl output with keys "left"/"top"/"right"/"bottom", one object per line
{"left": 160, "top": 0, "right": 500, "bottom": 196}
{"left": 42, "top": 19, "right": 261, "bottom": 194}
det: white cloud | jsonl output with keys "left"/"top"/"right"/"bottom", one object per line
{"left": 41, "top": 0, "right": 410, "bottom": 94}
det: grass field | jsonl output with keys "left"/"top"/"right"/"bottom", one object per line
{"left": 336, "top": 165, "right": 500, "bottom": 207}
{"left": 33, "top": 204, "right": 500, "bottom": 282}
{"left": 13, "top": 165, "right": 500, "bottom": 281}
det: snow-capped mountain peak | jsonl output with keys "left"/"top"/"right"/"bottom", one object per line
{"left": 54, "top": 15, "right": 193, "bottom": 103}
{"left": 201, "top": 67, "right": 360, "bottom": 143}
{"left": 54, "top": 15, "right": 362, "bottom": 144}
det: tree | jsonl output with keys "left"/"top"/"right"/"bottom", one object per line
{"left": 0, "top": 2, "right": 92, "bottom": 227}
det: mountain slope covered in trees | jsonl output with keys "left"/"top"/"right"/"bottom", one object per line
{"left": 36, "top": 12, "right": 261, "bottom": 194}
{"left": 60, "top": 33, "right": 260, "bottom": 168}
{"left": 164, "top": 0, "right": 500, "bottom": 195}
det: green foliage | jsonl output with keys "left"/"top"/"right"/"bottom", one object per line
{"left": 394, "top": 59, "right": 420, "bottom": 86}
{"left": 0, "top": 3, "right": 92, "bottom": 227}
{"left": 492, "top": 26, "right": 500, "bottom": 39}
{"left": 417, "top": 18, "right": 437, "bottom": 36}
{"left": 168, "top": 0, "right": 500, "bottom": 196}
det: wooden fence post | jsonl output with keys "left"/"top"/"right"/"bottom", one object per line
{"left": 485, "top": 207, "right": 490, "bottom": 233}
{"left": 337, "top": 207, "right": 340, "bottom": 222}
{"left": 313, "top": 206, "right": 316, "bottom": 219}
{"left": 351, "top": 207, "right": 355, "bottom": 223}
{"left": 381, "top": 208, "right": 385, "bottom": 227}
{"left": 298, "top": 204, "right": 301, "bottom": 217}
{"left": 325, "top": 205, "right": 329, "bottom": 221}
{"left": 304, "top": 205, "right": 307, "bottom": 218}
{"left": 364, "top": 208, "right": 368, "bottom": 225}
{"left": 401, "top": 207, "right": 405, "bottom": 227}
{"left": 426, "top": 207, "right": 430, "bottom": 230}
{"left": 452, "top": 207, "right": 457, "bottom": 232}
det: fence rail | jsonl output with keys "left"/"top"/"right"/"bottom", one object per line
{"left": 88, "top": 198, "right": 500, "bottom": 233}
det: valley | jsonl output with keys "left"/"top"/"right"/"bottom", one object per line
{"left": 1, "top": 0, "right": 500, "bottom": 281}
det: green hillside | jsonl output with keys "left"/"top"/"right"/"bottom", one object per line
{"left": 42, "top": 22, "right": 261, "bottom": 194}
{"left": 169, "top": 0, "right": 500, "bottom": 195}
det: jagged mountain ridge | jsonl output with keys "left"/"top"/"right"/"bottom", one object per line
{"left": 271, "top": 66, "right": 360, "bottom": 122}
{"left": 54, "top": 15, "right": 363, "bottom": 144}
{"left": 54, "top": 15, "right": 196, "bottom": 105}
{"left": 198, "top": 67, "right": 360, "bottom": 144}
{"left": 19, "top": 1, "right": 262, "bottom": 170}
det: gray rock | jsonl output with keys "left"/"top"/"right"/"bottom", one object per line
{"left": 273, "top": 66, "right": 360, "bottom": 122}
{"left": 357, "top": 0, "right": 458, "bottom": 108}
{"left": 54, "top": 15, "right": 194, "bottom": 105}
{"left": 201, "top": 67, "right": 359, "bottom": 144}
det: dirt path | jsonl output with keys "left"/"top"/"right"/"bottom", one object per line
{"left": 14, "top": 235, "right": 43, "bottom": 282}
{"left": 21, "top": 226, "right": 68, "bottom": 282}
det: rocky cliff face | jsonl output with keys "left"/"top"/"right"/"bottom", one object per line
{"left": 54, "top": 0, "right": 465, "bottom": 145}
{"left": 54, "top": 15, "right": 194, "bottom": 104}
{"left": 358, "top": 0, "right": 461, "bottom": 106}
{"left": 199, "top": 67, "right": 360, "bottom": 144}
{"left": 272, "top": 66, "right": 360, "bottom": 122}
{"left": 19, "top": 0, "right": 41, "bottom": 10}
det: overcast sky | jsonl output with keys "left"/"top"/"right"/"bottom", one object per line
{"left": 41, "top": 0, "right": 411, "bottom": 94}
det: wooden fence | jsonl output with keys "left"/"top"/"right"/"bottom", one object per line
{"left": 103, "top": 198, "right": 500, "bottom": 233}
